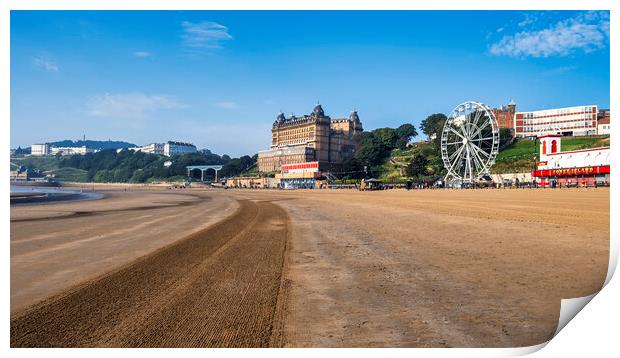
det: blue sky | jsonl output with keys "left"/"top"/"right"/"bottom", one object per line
{"left": 11, "top": 10, "right": 610, "bottom": 157}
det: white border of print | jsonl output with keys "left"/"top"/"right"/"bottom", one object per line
{"left": 1, "top": 1, "right": 616, "bottom": 357}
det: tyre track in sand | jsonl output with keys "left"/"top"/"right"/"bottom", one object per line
{"left": 11, "top": 199, "right": 290, "bottom": 347}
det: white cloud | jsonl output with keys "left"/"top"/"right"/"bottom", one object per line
{"left": 32, "top": 56, "right": 59, "bottom": 73}
{"left": 517, "top": 13, "right": 540, "bottom": 28}
{"left": 87, "top": 93, "right": 188, "bottom": 119}
{"left": 490, "top": 11, "right": 609, "bottom": 58}
{"left": 181, "top": 21, "right": 232, "bottom": 50}
{"left": 132, "top": 51, "right": 152, "bottom": 57}
{"left": 214, "top": 101, "right": 238, "bottom": 109}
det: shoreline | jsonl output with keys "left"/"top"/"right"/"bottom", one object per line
{"left": 10, "top": 186, "right": 103, "bottom": 205}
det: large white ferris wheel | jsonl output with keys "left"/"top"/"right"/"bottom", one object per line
{"left": 440, "top": 101, "right": 500, "bottom": 184}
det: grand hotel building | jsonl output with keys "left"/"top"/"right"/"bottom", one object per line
{"left": 257, "top": 104, "right": 363, "bottom": 172}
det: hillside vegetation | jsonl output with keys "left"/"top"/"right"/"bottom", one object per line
{"left": 375, "top": 135, "right": 610, "bottom": 180}
{"left": 45, "top": 167, "right": 89, "bottom": 182}
{"left": 492, "top": 135, "right": 609, "bottom": 174}
{"left": 12, "top": 149, "right": 256, "bottom": 183}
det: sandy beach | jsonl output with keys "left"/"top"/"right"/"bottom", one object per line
{"left": 11, "top": 188, "right": 237, "bottom": 312}
{"left": 10, "top": 187, "right": 609, "bottom": 347}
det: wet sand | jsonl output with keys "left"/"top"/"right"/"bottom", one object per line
{"left": 10, "top": 186, "right": 102, "bottom": 204}
{"left": 12, "top": 199, "right": 288, "bottom": 347}
{"left": 10, "top": 187, "right": 609, "bottom": 347}
{"left": 11, "top": 189, "right": 237, "bottom": 313}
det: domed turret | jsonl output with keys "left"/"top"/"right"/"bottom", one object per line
{"left": 349, "top": 110, "right": 360, "bottom": 122}
{"left": 312, "top": 104, "right": 325, "bottom": 117}
{"left": 273, "top": 112, "right": 286, "bottom": 126}
{"left": 507, "top": 99, "right": 516, "bottom": 113}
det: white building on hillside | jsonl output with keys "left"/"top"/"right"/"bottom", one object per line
{"left": 50, "top": 146, "right": 95, "bottom": 156}
{"left": 164, "top": 141, "right": 197, "bottom": 156}
{"left": 514, "top": 105, "right": 598, "bottom": 138}
{"left": 124, "top": 143, "right": 165, "bottom": 155}
{"left": 31, "top": 143, "right": 96, "bottom": 156}
{"left": 119, "top": 141, "right": 197, "bottom": 157}
{"left": 31, "top": 143, "right": 50, "bottom": 156}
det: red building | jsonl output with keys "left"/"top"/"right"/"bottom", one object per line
{"left": 491, "top": 100, "right": 517, "bottom": 136}
{"left": 532, "top": 135, "right": 610, "bottom": 187}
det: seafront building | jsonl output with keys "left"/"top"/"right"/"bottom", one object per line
{"left": 514, "top": 105, "right": 599, "bottom": 138}
{"left": 257, "top": 104, "right": 363, "bottom": 172}
{"left": 276, "top": 161, "right": 324, "bottom": 189}
{"left": 532, "top": 134, "right": 610, "bottom": 187}
{"left": 225, "top": 176, "right": 279, "bottom": 189}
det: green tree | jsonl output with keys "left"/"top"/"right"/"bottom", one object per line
{"left": 499, "top": 128, "right": 514, "bottom": 148}
{"left": 130, "top": 169, "right": 154, "bottom": 183}
{"left": 371, "top": 128, "right": 397, "bottom": 149}
{"left": 405, "top": 154, "right": 429, "bottom": 178}
{"left": 354, "top": 132, "right": 390, "bottom": 167}
{"left": 394, "top": 123, "right": 418, "bottom": 149}
{"left": 220, "top": 155, "right": 256, "bottom": 177}
{"left": 420, "top": 113, "right": 447, "bottom": 140}
{"left": 341, "top": 157, "right": 364, "bottom": 179}
{"left": 93, "top": 169, "right": 113, "bottom": 183}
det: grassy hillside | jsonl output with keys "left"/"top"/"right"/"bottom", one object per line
{"left": 10, "top": 156, "right": 88, "bottom": 181}
{"left": 11, "top": 156, "right": 61, "bottom": 171}
{"left": 492, "top": 135, "right": 609, "bottom": 174}
{"left": 376, "top": 135, "right": 610, "bottom": 179}
{"left": 377, "top": 142, "right": 445, "bottom": 181}
{"left": 561, "top": 136, "right": 609, "bottom": 150}
{"left": 46, "top": 167, "right": 89, "bottom": 182}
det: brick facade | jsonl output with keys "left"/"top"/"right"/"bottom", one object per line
{"left": 257, "top": 104, "right": 363, "bottom": 172}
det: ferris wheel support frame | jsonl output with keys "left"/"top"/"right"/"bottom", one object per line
{"left": 440, "top": 101, "right": 500, "bottom": 185}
